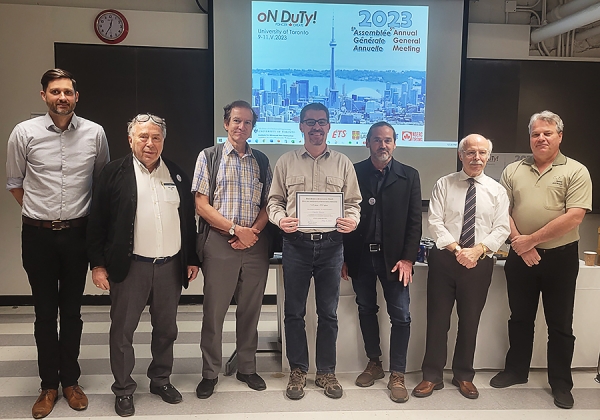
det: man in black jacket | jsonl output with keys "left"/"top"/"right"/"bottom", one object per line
{"left": 87, "top": 114, "right": 199, "bottom": 417}
{"left": 342, "top": 121, "right": 422, "bottom": 403}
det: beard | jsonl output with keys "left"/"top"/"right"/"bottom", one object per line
{"left": 48, "top": 101, "right": 76, "bottom": 116}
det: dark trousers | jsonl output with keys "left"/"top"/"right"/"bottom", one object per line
{"left": 21, "top": 224, "right": 88, "bottom": 390}
{"left": 421, "top": 247, "right": 493, "bottom": 383}
{"left": 503, "top": 243, "right": 579, "bottom": 391}
{"left": 282, "top": 232, "right": 344, "bottom": 374}
{"left": 352, "top": 249, "right": 411, "bottom": 373}
{"left": 200, "top": 230, "right": 269, "bottom": 379}
{"left": 109, "top": 258, "right": 182, "bottom": 396}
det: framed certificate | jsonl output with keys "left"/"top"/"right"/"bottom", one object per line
{"left": 296, "top": 192, "right": 344, "bottom": 229}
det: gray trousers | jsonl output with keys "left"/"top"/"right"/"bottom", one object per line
{"left": 200, "top": 229, "right": 269, "bottom": 379}
{"left": 109, "top": 258, "right": 182, "bottom": 396}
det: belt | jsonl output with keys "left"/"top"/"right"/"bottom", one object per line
{"left": 367, "top": 243, "right": 382, "bottom": 252}
{"left": 132, "top": 254, "right": 177, "bottom": 265}
{"left": 22, "top": 215, "right": 87, "bottom": 230}
{"left": 285, "top": 231, "right": 340, "bottom": 241}
{"left": 536, "top": 241, "right": 577, "bottom": 254}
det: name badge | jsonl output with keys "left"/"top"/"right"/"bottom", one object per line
{"left": 161, "top": 182, "right": 179, "bottom": 203}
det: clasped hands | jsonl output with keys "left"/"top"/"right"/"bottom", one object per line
{"left": 229, "top": 225, "right": 261, "bottom": 250}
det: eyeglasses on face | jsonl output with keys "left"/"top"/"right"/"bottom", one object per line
{"left": 301, "top": 118, "right": 329, "bottom": 126}
{"left": 462, "top": 150, "right": 489, "bottom": 158}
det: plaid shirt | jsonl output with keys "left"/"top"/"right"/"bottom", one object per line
{"left": 192, "top": 140, "right": 272, "bottom": 228}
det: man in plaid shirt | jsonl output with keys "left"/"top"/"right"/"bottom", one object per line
{"left": 191, "top": 100, "right": 272, "bottom": 398}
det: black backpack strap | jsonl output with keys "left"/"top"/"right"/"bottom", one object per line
{"left": 197, "top": 143, "right": 224, "bottom": 231}
{"left": 251, "top": 148, "right": 269, "bottom": 206}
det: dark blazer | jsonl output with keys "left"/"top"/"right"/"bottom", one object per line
{"left": 344, "top": 157, "right": 422, "bottom": 282}
{"left": 87, "top": 154, "right": 200, "bottom": 287}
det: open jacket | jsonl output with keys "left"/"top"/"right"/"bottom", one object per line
{"left": 87, "top": 153, "right": 200, "bottom": 287}
{"left": 343, "top": 157, "right": 422, "bottom": 281}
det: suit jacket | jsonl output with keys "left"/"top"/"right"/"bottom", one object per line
{"left": 343, "top": 157, "right": 422, "bottom": 282}
{"left": 87, "top": 154, "right": 200, "bottom": 287}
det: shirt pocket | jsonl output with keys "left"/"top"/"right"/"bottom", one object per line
{"left": 544, "top": 186, "right": 566, "bottom": 211}
{"left": 325, "top": 176, "right": 344, "bottom": 192}
{"left": 285, "top": 175, "right": 305, "bottom": 195}
{"left": 162, "top": 184, "right": 181, "bottom": 205}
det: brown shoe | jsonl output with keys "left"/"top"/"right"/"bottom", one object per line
{"left": 355, "top": 360, "right": 384, "bottom": 387}
{"left": 32, "top": 389, "right": 58, "bottom": 419}
{"left": 63, "top": 384, "right": 88, "bottom": 410}
{"left": 412, "top": 380, "right": 444, "bottom": 398}
{"left": 452, "top": 378, "right": 479, "bottom": 399}
{"left": 387, "top": 371, "right": 409, "bottom": 403}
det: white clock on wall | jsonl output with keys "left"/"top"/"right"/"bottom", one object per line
{"left": 94, "top": 9, "right": 129, "bottom": 44}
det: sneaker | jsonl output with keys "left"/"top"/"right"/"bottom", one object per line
{"left": 315, "top": 373, "right": 343, "bottom": 399}
{"left": 286, "top": 368, "right": 307, "bottom": 400}
{"left": 388, "top": 371, "right": 409, "bottom": 403}
{"left": 355, "top": 360, "right": 385, "bottom": 387}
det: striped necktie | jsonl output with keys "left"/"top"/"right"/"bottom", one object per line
{"left": 459, "top": 178, "right": 476, "bottom": 248}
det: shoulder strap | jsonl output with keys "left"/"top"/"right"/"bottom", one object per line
{"left": 204, "top": 143, "right": 224, "bottom": 206}
{"left": 252, "top": 148, "right": 269, "bottom": 205}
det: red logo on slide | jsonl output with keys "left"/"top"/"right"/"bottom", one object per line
{"left": 401, "top": 131, "right": 423, "bottom": 142}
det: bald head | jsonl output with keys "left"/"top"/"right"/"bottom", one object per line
{"left": 458, "top": 134, "right": 493, "bottom": 177}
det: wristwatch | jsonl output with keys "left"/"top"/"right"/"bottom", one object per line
{"left": 229, "top": 223, "right": 236, "bottom": 236}
{"left": 453, "top": 245, "right": 462, "bottom": 255}
{"left": 479, "top": 243, "right": 489, "bottom": 259}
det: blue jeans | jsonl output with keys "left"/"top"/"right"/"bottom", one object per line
{"left": 352, "top": 249, "right": 411, "bottom": 373}
{"left": 282, "top": 232, "right": 344, "bottom": 374}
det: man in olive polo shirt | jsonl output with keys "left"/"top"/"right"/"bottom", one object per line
{"left": 490, "top": 110, "right": 592, "bottom": 410}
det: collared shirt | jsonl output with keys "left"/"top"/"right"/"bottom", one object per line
{"left": 365, "top": 159, "right": 391, "bottom": 244}
{"left": 267, "top": 146, "right": 361, "bottom": 233}
{"left": 428, "top": 170, "right": 510, "bottom": 254}
{"left": 6, "top": 113, "right": 109, "bottom": 220}
{"left": 132, "top": 156, "right": 181, "bottom": 258}
{"left": 501, "top": 152, "right": 592, "bottom": 249}
{"left": 191, "top": 140, "right": 272, "bottom": 228}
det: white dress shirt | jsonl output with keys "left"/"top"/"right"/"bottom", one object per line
{"left": 132, "top": 156, "right": 181, "bottom": 258}
{"left": 428, "top": 170, "right": 510, "bottom": 254}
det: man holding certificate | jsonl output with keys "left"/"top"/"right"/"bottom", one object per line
{"left": 267, "top": 103, "right": 361, "bottom": 400}
{"left": 341, "top": 121, "right": 422, "bottom": 403}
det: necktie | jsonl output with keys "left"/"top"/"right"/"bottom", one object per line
{"left": 459, "top": 178, "right": 476, "bottom": 248}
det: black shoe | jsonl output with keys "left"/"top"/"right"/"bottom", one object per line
{"left": 150, "top": 383, "right": 182, "bottom": 404}
{"left": 553, "top": 389, "right": 574, "bottom": 409}
{"left": 115, "top": 395, "right": 134, "bottom": 417}
{"left": 236, "top": 372, "right": 267, "bottom": 391}
{"left": 489, "top": 371, "right": 528, "bottom": 388}
{"left": 196, "top": 377, "right": 218, "bottom": 399}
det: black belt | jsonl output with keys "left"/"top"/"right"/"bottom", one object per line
{"left": 367, "top": 243, "right": 382, "bottom": 252}
{"left": 132, "top": 254, "right": 177, "bottom": 265}
{"left": 22, "top": 215, "right": 87, "bottom": 230}
{"left": 285, "top": 231, "right": 341, "bottom": 241}
{"left": 536, "top": 241, "right": 577, "bottom": 254}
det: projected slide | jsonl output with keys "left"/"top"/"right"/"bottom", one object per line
{"left": 244, "top": 1, "right": 444, "bottom": 147}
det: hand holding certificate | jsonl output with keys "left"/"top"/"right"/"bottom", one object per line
{"left": 296, "top": 192, "right": 344, "bottom": 229}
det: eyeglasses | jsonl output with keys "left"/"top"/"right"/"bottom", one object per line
{"left": 301, "top": 118, "right": 329, "bottom": 126}
{"left": 134, "top": 113, "right": 165, "bottom": 126}
{"left": 462, "top": 150, "right": 489, "bottom": 158}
